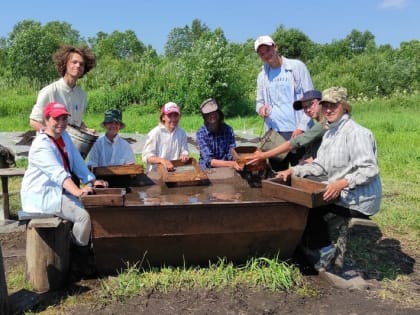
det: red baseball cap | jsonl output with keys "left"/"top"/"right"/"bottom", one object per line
{"left": 161, "top": 102, "right": 180, "bottom": 115}
{"left": 43, "top": 101, "right": 70, "bottom": 119}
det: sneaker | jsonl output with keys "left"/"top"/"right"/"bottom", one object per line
{"left": 314, "top": 244, "right": 336, "bottom": 271}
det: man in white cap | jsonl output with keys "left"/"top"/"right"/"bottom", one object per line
{"left": 254, "top": 35, "right": 314, "bottom": 171}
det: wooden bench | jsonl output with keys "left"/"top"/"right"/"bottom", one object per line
{"left": 0, "top": 168, "right": 26, "bottom": 221}
{"left": 19, "top": 211, "right": 72, "bottom": 293}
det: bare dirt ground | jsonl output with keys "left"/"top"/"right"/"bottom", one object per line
{"left": 1, "top": 224, "right": 420, "bottom": 315}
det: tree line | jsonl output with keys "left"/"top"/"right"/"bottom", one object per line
{"left": 0, "top": 19, "right": 419, "bottom": 116}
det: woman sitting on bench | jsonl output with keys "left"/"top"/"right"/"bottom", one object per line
{"left": 20, "top": 101, "right": 108, "bottom": 248}
{"left": 276, "top": 87, "right": 382, "bottom": 271}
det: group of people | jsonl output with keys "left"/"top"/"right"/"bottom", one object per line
{"left": 248, "top": 35, "right": 382, "bottom": 270}
{"left": 20, "top": 34, "right": 382, "bottom": 273}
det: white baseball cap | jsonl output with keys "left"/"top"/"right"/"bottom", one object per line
{"left": 254, "top": 35, "right": 275, "bottom": 52}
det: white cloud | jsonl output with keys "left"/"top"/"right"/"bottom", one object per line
{"left": 378, "top": 0, "right": 408, "bottom": 9}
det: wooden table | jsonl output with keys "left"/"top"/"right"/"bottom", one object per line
{"left": 0, "top": 168, "right": 26, "bottom": 220}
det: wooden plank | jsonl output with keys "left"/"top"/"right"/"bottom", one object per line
{"left": 93, "top": 188, "right": 126, "bottom": 195}
{"left": 290, "top": 176, "right": 326, "bottom": 192}
{"left": 18, "top": 210, "right": 55, "bottom": 221}
{"left": 81, "top": 194, "right": 124, "bottom": 207}
{"left": 261, "top": 175, "right": 337, "bottom": 208}
{"left": 81, "top": 188, "right": 126, "bottom": 207}
{"left": 157, "top": 158, "right": 209, "bottom": 187}
{"left": 0, "top": 168, "right": 26, "bottom": 177}
{"left": 28, "top": 217, "right": 62, "bottom": 229}
{"left": 231, "top": 146, "right": 268, "bottom": 171}
{"left": 93, "top": 164, "right": 144, "bottom": 176}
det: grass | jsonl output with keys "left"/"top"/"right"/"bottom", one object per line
{"left": 99, "top": 257, "right": 303, "bottom": 303}
{"left": 2, "top": 92, "right": 420, "bottom": 309}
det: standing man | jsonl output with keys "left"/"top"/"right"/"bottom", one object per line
{"left": 30, "top": 45, "right": 97, "bottom": 132}
{"left": 255, "top": 35, "right": 314, "bottom": 171}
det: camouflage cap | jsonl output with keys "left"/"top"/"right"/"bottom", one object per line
{"left": 319, "top": 87, "right": 348, "bottom": 104}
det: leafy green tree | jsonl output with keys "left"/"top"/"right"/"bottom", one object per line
{"left": 345, "top": 29, "right": 376, "bottom": 54}
{"left": 164, "top": 19, "right": 210, "bottom": 58}
{"left": 44, "top": 21, "right": 83, "bottom": 46}
{"left": 94, "top": 30, "right": 147, "bottom": 61}
{"left": 7, "top": 19, "right": 42, "bottom": 43}
{"left": 397, "top": 40, "right": 420, "bottom": 91}
{"left": 7, "top": 22, "right": 59, "bottom": 83}
{"left": 271, "top": 25, "right": 316, "bottom": 61}
{"left": 6, "top": 19, "right": 85, "bottom": 84}
{"left": 172, "top": 28, "right": 250, "bottom": 115}
{"left": 0, "top": 37, "right": 7, "bottom": 74}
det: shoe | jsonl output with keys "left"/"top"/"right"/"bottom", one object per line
{"left": 314, "top": 244, "right": 336, "bottom": 271}
{"left": 70, "top": 244, "right": 97, "bottom": 279}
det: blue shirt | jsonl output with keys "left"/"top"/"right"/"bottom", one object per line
{"left": 256, "top": 56, "right": 314, "bottom": 132}
{"left": 196, "top": 123, "right": 236, "bottom": 169}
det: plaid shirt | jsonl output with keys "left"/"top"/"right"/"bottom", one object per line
{"left": 293, "top": 114, "right": 382, "bottom": 216}
{"left": 196, "top": 123, "right": 236, "bottom": 169}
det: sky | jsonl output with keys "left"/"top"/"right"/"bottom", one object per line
{"left": 1, "top": 0, "right": 419, "bottom": 54}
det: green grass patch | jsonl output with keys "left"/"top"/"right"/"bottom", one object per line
{"left": 100, "top": 257, "right": 303, "bottom": 302}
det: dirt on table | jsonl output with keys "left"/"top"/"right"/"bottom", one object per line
{"left": 1, "top": 224, "right": 420, "bottom": 315}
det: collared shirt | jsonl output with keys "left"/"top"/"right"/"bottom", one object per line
{"left": 256, "top": 56, "right": 313, "bottom": 132}
{"left": 196, "top": 123, "right": 236, "bottom": 169}
{"left": 87, "top": 134, "right": 135, "bottom": 167}
{"left": 290, "top": 120, "right": 326, "bottom": 159}
{"left": 142, "top": 123, "right": 189, "bottom": 171}
{"left": 30, "top": 78, "right": 87, "bottom": 127}
{"left": 292, "top": 114, "right": 382, "bottom": 215}
{"left": 20, "top": 130, "right": 96, "bottom": 214}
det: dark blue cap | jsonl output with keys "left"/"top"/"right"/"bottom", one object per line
{"left": 293, "top": 90, "right": 322, "bottom": 110}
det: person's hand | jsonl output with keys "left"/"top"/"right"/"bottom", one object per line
{"left": 323, "top": 179, "right": 347, "bottom": 202}
{"left": 93, "top": 179, "right": 109, "bottom": 188}
{"left": 162, "top": 159, "right": 175, "bottom": 171}
{"left": 245, "top": 150, "right": 265, "bottom": 165}
{"left": 232, "top": 161, "right": 243, "bottom": 171}
{"left": 258, "top": 105, "right": 271, "bottom": 118}
{"left": 291, "top": 129, "right": 304, "bottom": 138}
{"left": 78, "top": 185, "right": 93, "bottom": 197}
{"left": 275, "top": 169, "right": 293, "bottom": 182}
{"left": 180, "top": 154, "right": 190, "bottom": 163}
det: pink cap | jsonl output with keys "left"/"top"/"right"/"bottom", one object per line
{"left": 161, "top": 102, "right": 180, "bottom": 115}
{"left": 43, "top": 101, "right": 70, "bottom": 119}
